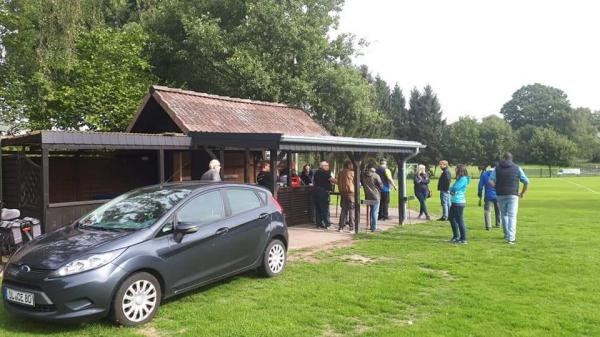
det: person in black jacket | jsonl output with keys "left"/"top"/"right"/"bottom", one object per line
{"left": 313, "top": 161, "right": 336, "bottom": 229}
{"left": 256, "top": 161, "right": 273, "bottom": 191}
{"left": 437, "top": 160, "right": 451, "bottom": 221}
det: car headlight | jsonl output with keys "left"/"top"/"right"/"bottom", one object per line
{"left": 53, "top": 248, "right": 126, "bottom": 277}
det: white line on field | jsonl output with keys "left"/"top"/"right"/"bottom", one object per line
{"left": 563, "top": 179, "right": 600, "bottom": 194}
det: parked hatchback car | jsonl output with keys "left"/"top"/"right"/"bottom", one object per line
{"left": 2, "top": 182, "right": 288, "bottom": 326}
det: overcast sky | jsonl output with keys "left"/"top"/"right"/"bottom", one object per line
{"left": 337, "top": 0, "right": 600, "bottom": 122}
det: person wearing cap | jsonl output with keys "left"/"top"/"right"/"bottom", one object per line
{"left": 200, "top": 159, "right": 222, "bottom": 181}
{"left": 376, "top": 159, "right": 397, "bottom": 221}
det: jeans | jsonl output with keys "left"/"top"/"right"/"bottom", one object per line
{"left": 498, "top": 195, "right": 519, "bottom": 242}
{"left": 484, "top": 199, "right": 501, "bottom": 229}
{"left": 415, "top": 191, "right": 429, "bottom": 217}
{"left": 449, "top": 204, "right": 466, "bottom": 241}
{"left": 314, "top": 189, "right": 331, "bottom": 228}
{"left": 369, "top": 200, "right": 380, "bottom": 230}
{"left": 378, "top": 191, "right": 390, "bottom": 219}
{"left": 339, "top": 194, "right": 355, "bottom": 229}
{"left": 440, "top": 191, "right": 451, "bottom": 219}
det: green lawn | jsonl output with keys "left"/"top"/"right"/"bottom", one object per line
{"left": 2, "top": 177, "right": 600, "bottom": 336}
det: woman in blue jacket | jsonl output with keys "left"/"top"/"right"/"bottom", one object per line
{"left": 449, "top": 164, "right": 471, "bottom": 244}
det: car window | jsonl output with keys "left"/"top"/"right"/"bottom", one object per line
{"left": 226, "top": 189, "right": 262, "bottom": 215}
{"left": 177, "top": 190, "right": 225, "bottom": 225}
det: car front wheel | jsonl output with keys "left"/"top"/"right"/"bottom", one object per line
{"left": 112, "top": 272, "right": 162, "bottom": 326}
{"left": 260, "top": 239, "right": 286, "bottom": 277}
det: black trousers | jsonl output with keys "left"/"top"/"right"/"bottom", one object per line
{"left": 314, "top": 189, "right": 331, "bottom": 227}
{"left": 378, "top": 191, "right": 390, "bottom": 219}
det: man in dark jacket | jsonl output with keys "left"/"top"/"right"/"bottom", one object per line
{"left": 313, "top": 161, "right": 336, "bottom": 229}
{"left": 489, "top": 153, "right": 529, "bottom": 244}
{"left": 437, "top": 160, "right": 451, "bottom": 221}
{"left": 256, "top": 161, "right": 273, "bottom": 191}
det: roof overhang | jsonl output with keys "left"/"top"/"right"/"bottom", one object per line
{"left": 190, "top": 132, "right": 425, "bottom": 154}
{"left": 1, "top": 130, "right": 192, "bottom": 150}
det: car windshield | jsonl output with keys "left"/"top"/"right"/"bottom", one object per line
{"left": 78, "top": 187, "right": 193, "bottom": 231}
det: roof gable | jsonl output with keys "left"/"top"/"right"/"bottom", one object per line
{"left": 127, "top": 86, "right": 330, "bottom": 136}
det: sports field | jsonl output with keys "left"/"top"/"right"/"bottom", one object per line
{"left": 1, "top": 177, "right": 599, "bottom": 336}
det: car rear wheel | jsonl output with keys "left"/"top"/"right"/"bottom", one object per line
{"left": 260, "top": 239, "right": 286, "bottom": 277}
{"left": 112, "top": 272, "right": 161, "bottom": 326}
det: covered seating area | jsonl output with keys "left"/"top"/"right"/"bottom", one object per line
{"left": 0, "top": 85, "right": 424, "bottom": 233}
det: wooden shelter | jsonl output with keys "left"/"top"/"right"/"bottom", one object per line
{"left": 0, "top": 86, "right": 424, "bottom": 233}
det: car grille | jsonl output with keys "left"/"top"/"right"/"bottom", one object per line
{"left": 7, "top": 301, "right": 57, "bottom": 313}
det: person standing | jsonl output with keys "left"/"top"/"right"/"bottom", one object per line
{"left": 437, "top": 160, "right": 451, "bottom": 221}
{"left": 413, "top": 164, "right": 431, "bottom": 220}
{"left": 256, "top": 161, "right": 273, "bottom": 191}
{"left": 478, "top": 163, "right": 500, "bottom": 230}
{"left": 313, "top": 161, "right": 336, "bottom": 229}
{"left": 336, "top": 160, "right": 355, "bottom": 232}
{"left": 489, "top": 153, "right": 529, "bottom": 244}
{"left": 449, "top": 164, "right": 471, "bottom": 244}
{"left": 362, "top": 167, "right": 383, "bottom": 232}
{"left": 200, "top": 159, "right": 222, "bottom": 181}
{"left": 300, "top": 164, "right": 314, "bottom": 186}
{"left": 376, "top": 159, "right": 397, "bottom": 220}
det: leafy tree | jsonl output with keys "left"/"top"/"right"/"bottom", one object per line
{"left": 528, "top": 127, "right": 578, "bottom": 175}
{"left": 500, "top": 83, "right": 572, "bottom": 131}
{"left": 390, "top": 83, "right": 408, "bottom": 139}
{"left": 372, "top": 75, "right": 391, "bottom": 115}
{"left": 443, "top": 117, "right": 483, "bottom": 165}
{"left": 49, "top": 24, "right": 156, "bottom": 130}
{"left": 479, "top": 115, "right": 516, "bottom": 165}
{"left": 405, "top": 85, "right": 446, "bottom": 164}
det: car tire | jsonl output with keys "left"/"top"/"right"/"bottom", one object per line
{"left": 112, "top": 272, "right": 162, "bottom": 326}
{"left": 260, "top": 239, "right": 287, "bottom": 277}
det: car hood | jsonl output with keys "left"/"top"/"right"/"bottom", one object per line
{"left": 10, "top": 225, "right": 131, "bottom": 270}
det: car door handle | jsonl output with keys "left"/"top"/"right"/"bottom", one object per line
{"left": 215, "top": 227, "right": 229, "bottom": 235}
{"left": 258, "top": 213, "right": 269, "bottom": 220}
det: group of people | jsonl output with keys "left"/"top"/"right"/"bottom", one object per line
{"left": 303, "top": 159, "right": 396, "bottom": 233}
{"left": 413, "top": 153, "right": 529, "bottom": 245}
{"left": 201, "top": 152, "right": 530, "bottom": 244}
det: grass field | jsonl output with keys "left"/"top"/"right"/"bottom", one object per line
{"left": 2, "top": 177, "right": 600, "bottom": 336}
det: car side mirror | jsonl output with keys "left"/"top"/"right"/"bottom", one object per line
{"left": 173, "top": 220, "right": 199, "bottom": 243}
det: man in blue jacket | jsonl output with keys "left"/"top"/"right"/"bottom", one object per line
{"left": 478, "top": 163, "right": 500, "bottom": 230}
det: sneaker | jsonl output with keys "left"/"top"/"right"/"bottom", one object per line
{"left": 437, "top": 217, "right": 447, "bottom": 221}
{"left": 507, "top": 241, "right": 515, "bottom": 245}
{"left": 425, "top": 216, "right": 431, "bottom": 220}
{"left": 458, "top": 240, "right": 468, "bottom": 245}
{"left": 449, "top": 238, "right": 459, "bottom": 243}
{"left": 485, "top": 227, "right": 491, "bottom": 231}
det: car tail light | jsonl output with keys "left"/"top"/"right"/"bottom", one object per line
{"left": 271, "top": 196, "right": 284, "bottom": 214}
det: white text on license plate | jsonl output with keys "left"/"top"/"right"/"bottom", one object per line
{"left": 5, "top": 288, "right": 34, "bottom": 306}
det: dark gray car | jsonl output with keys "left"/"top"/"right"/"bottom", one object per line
{"left": 2, "top": 182, "right": 288, "bottom": 326}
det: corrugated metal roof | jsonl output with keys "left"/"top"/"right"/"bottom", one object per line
{"left": 127, "top": 85, "right": 331, "bottom": 136}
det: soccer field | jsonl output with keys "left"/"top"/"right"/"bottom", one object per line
{"left": 1, "top": 177, "right": 599, "bottom": 336}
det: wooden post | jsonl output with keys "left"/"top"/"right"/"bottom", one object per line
{"left": 396, "top": 156, "right": 407, "bottom": 225}
{"left": 286, "top": 151, "right": 292, "bottom": 187}
{"left": 158, "top": 148, "right": 165, "bottom": 183}
{"left": 348, "top": 152, "right": 363, "bottom": 234}
{"left": 243, "top": 149, "right": 249, "bottom": 183}
{"left": 41, "top": 148, "right": 50, "bottom": 232}
{"left": 219, "top": 149, "right": 225, "bottom": 180}
{"left": 269, "top": 149, "right": 278, "bottom": 197}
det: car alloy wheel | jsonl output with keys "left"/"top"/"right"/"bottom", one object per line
{"left": 268, "top": 242, "right": 285, "bottom": 274}
{"left": 112, "top": 272, "right": 161, "bottom": 326}
{"left": 122, "top": 280, "right": 157, "bottom": 323}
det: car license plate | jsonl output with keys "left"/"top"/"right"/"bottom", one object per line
{"left": 5, "top": 287, "right": 35, "bottom": 307}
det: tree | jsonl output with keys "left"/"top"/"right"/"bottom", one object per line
{"left": 479, "top": 115, "right": 516, "bottom": 165}
{"left": 48, "top": 24, "right": 156, "bottom": 131}
{"left": 372, "top": 75, "right": 391, "bottom": 115}
{"left": 528, "top": 127, "right": 578, "bottom": 175}
{"left": 405, "top": 85, "right": 446, "bottom": 164}
{"left": 500, "top": 83, "right": 572, "bottom": 131}
{"left": 390, "top": 83, "right": 408, "bottom": 139}
{"left": 443, "top": 117, "right": 483, "bottom": 165}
